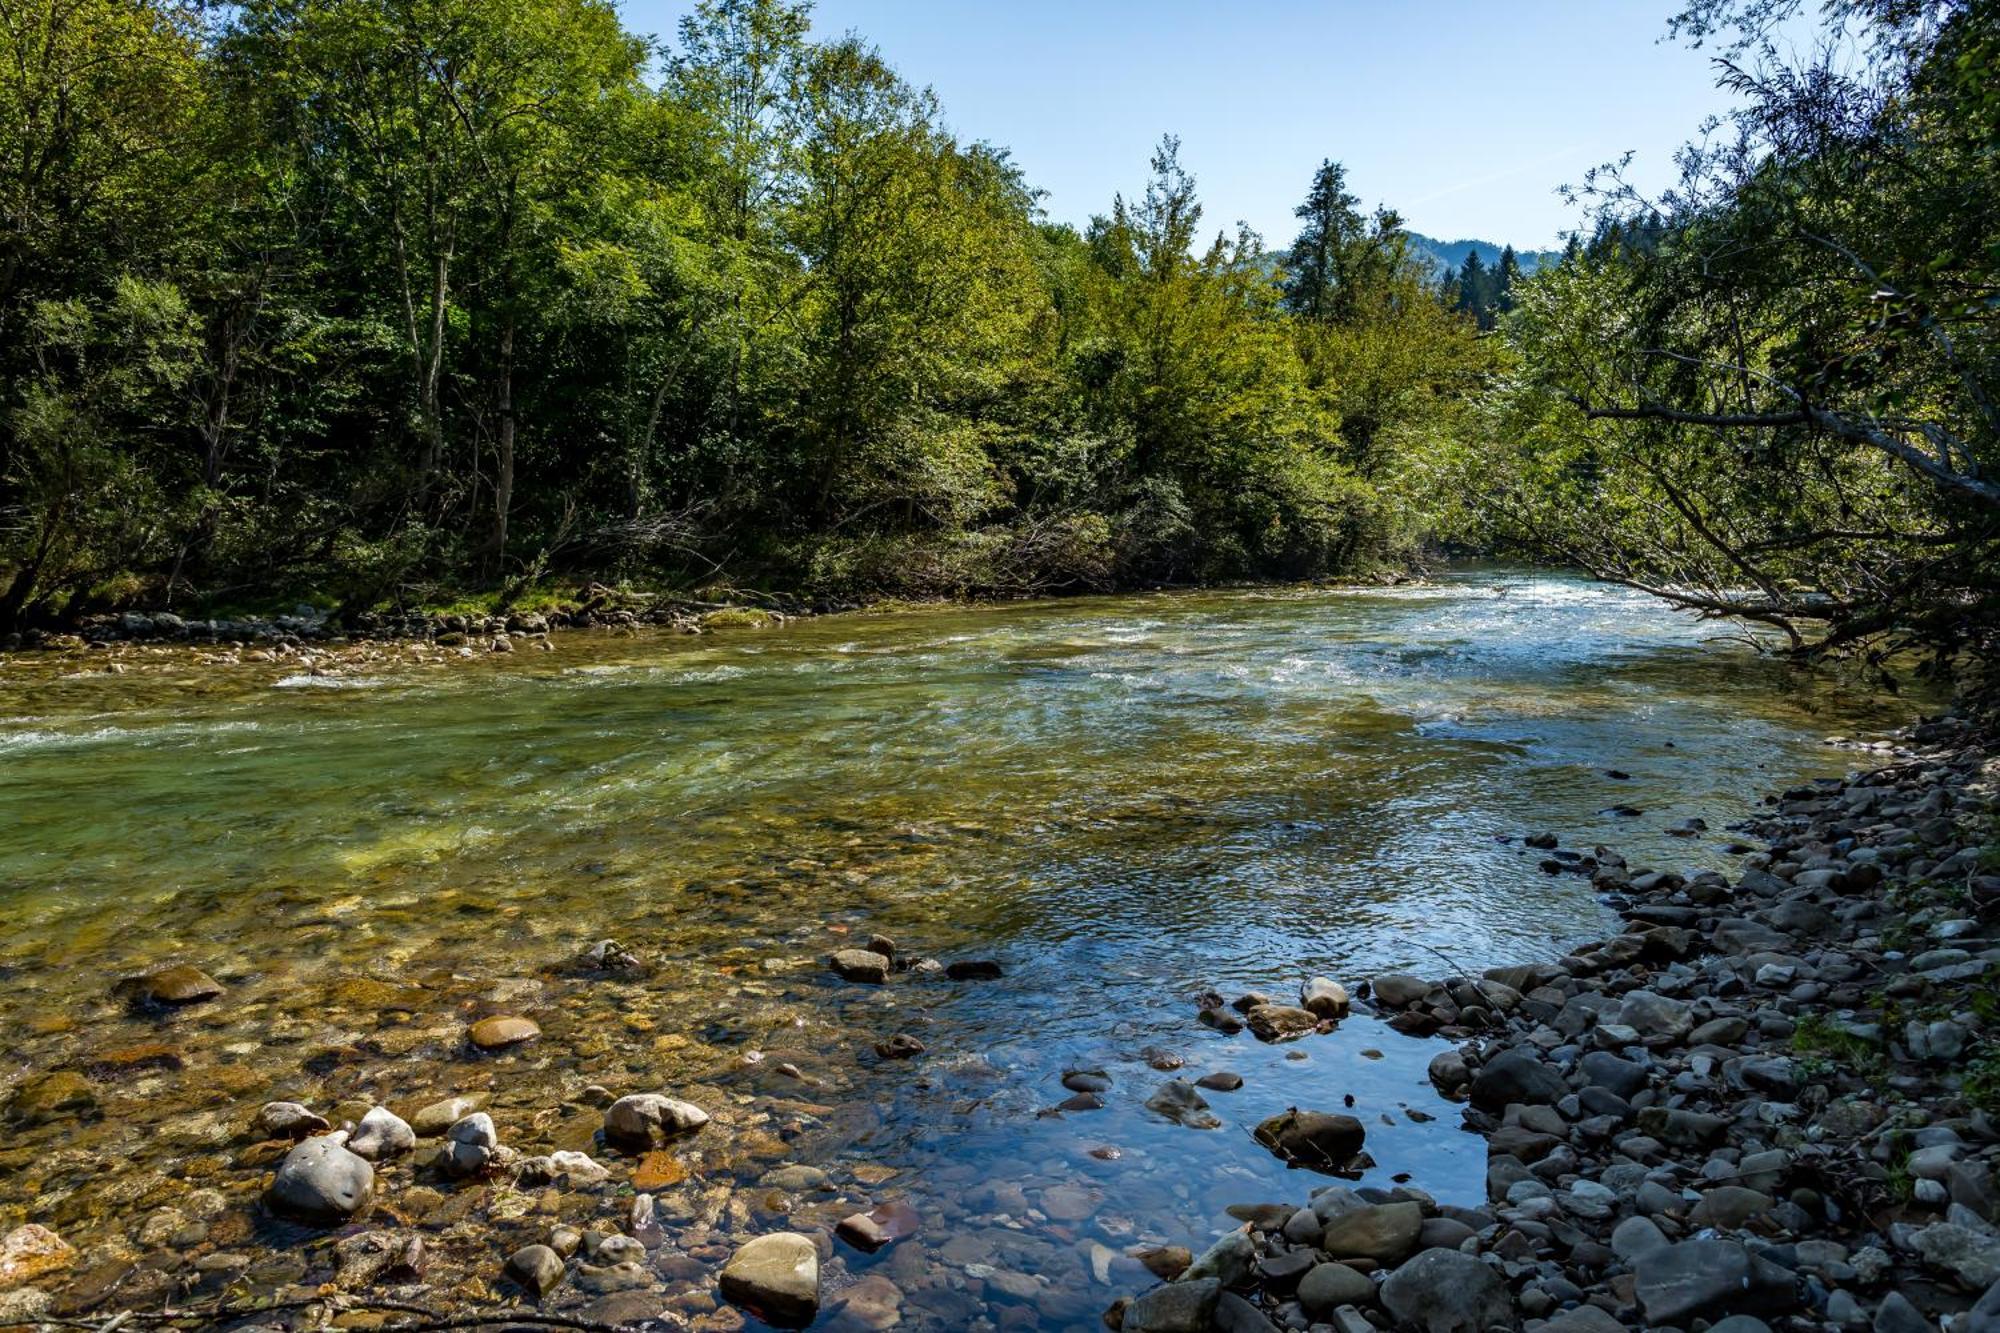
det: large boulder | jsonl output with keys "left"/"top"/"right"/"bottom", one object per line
{"left": 1469, "top": 1051, "right": 1566, "bottom": 1109}
{"left": 720, "top": 1232, "right": 820, "bottom": 1327}
{"left": 1379, "top": 1249, "right": 1514, "bottom": 1333}
{"left": 1253, "top": 1109, "right": 1365, "bottom": 1172}
{"left": 1634, "top": 1239, "right": 1799, "bottom": 1324}
{"left": 267, "top": 1133, "right": 374, "bottom": 1222}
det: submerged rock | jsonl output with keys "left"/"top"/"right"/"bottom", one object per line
{"left": 1146, "top": 1079, "right": 1222, "bottom": 1129}
{"left": 256, "top": 1101, "right": 328, "bottom": 1140}
{"left": 333, "top": 1230, "right": 425, "bottom": 1290}
{"left": 0, "top": 1225, "right": 74, "bottom": 1291}
{"left": 267, "top": 1133, "right": 374, "bottom": 1222}
{"left": 1246, "top": 1003, "right": 1320, "bottom": 1041}
{"left": 119, "top": 964, "right": 223, "bottom": 1008}
{"left": 409, "top": 1093, "right": 487, "bottom": 1136}
{"left": 836, "top": 1201, "right": 920, "bottom": 1252}
{"left": 1122, "top": 1277, "right": 1220, "bottom": 1332}
{"left": 7, "top": 1072, "right": 97, "bottom": 1125}
{"left": 468, "top": 1015, "right": 540, "bottom": 1049}
{"left": 720, "top": 1231, "right": 820, "bottom": 1326}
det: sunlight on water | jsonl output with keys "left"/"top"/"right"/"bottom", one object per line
{"left": 0, "top": 573, "right": 1921, "bottom": 1328}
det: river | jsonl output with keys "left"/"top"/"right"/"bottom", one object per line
{"left": 0, "top": 572, "right": 1919, "bottom": 1329}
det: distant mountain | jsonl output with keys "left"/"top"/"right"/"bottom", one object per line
{"left": 1252, "top": 232, "right": 1565, "bottom": 286}
{"left": 1403, "top": 232, "right": 1563, "bottom": 279}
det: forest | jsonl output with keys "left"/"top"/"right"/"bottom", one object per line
{"left": 0, "top": 0, "right": 1994, "bottom": 662}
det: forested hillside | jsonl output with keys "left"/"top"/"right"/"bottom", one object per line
{"left": 0, "top": 0, "right": 1493, "bottom": 630}
{"left": 1482, "top": 0, "right": 1999, "bottom": 663}
{"left": 3, "top": 0, "right": 1992, "bottom": 665}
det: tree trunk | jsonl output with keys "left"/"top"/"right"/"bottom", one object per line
{"left": 486, "top": 317, "right": 516, "bottom": 581}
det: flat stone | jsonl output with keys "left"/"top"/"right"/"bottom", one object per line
{"left": 1635, "top": 1238, "right": 1799, "bottom": 1324}
{"left": 830, "top": 950, "right": 891, "bottom": 983}
{"left": 631, "top": 1151, "right": 688, "bottom": 1191}
{"left": 832, "top": 1273, "right": 903, "bottom": 1330}
{"left": 124, "top": 964, "right": 223, "bottom": 1006}
{"left": 468, "top": 1016, "right": 540, "bottom": 1049}
{"left": 1371, "top": 974, "right": 1430, "bottom": 1007}
{"left": 1041, "top": 1184, "right": 1098, "bottom": 1222}
{"left": 836, "top": 1200, "right": 920, "bottom": 1252}
{"left": 1196, "top": 1070, "right": 1243, "bottom": 1091}
{"left": 720, "top": 1232, "right": 819, "bottom": 1326}
{"left": 257, "top": 1101, "right": 328, "bottom": 1139}
{"left": 0, "top": 1226, "right": 74, "bottom": 1291}
{"left": 1247, "top": 1003, "right": 1320, "bottom": 1041}
{"left": 1912, "top": 1222, "right": 2000, "bottom": 1288}
{"left": 409, "top": 1094, "right": 487, "bottom": 1136}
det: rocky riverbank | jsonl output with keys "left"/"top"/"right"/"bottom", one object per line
{"left": 1110, "top": 710, "right": 2000, "bottom": 1333}
{"left": 0, "top": 571, "right": 1426, "bottom": 658}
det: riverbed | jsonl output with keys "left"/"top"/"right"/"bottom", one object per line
{"left": 0, "top": 573, "right": 1921, "bottom": 1329}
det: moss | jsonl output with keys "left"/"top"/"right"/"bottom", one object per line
{"left": 1792, "top": 1013, "right": 1887, "bottom": 1079}
{"left": 698, "top": 606, "right": 779, "bottom": 630}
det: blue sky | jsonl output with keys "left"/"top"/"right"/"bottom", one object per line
{"left": 620, "top": 1, "right": 1748, "bottom": 251}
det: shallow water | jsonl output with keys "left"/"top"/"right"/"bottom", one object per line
{"left": 0, "top": 573, "right": 1919, "bottom": 1329}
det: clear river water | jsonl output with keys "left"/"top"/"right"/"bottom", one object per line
{"left": 0, "top": 572, "right": 1921, "bottom": 1330}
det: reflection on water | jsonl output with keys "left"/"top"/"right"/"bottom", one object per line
{"left": 0, "top": 573, "right": 1917, "bottom": 1328}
